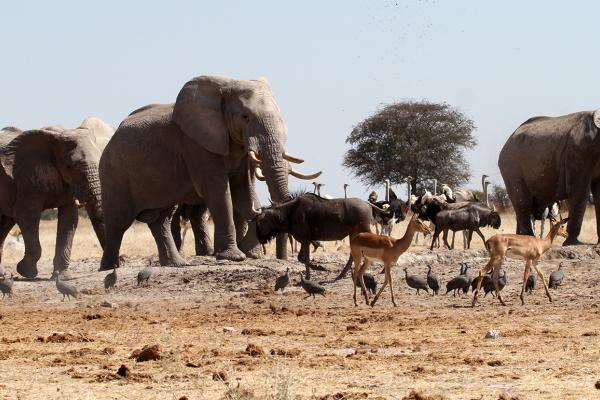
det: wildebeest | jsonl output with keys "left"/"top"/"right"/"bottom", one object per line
{"left": 255, "top": 193, "right": 391, "bottom": 279}
{"left": 430, "top": 203, "right": 501, "bottom": 250}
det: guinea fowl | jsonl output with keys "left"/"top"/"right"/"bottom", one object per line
{"left": 484, "top": 270, "right": 507, "bottom": 297}
{"left": 549, "top": 263, "right": 565, "bottom": 289}
{"left": 137, "top": 266, "right": 153, "bottom": 287}
{"left": 55, "top": 274, "right": 79, "bottom": 301}
{"left": 299, "top": 273, "right": 325, "bottom": 298}
{"left": 274, "top": 267, "right": 290, "bottom": 293}
{"left": 426, "top": 265, "right": 440, "bottom": 295}
{"left": 471, "top": 272, "right": 492, "bottom": 293}
{"left": 446, "top": 263, "right": 469, "bottom": 296}
{"left": 363, "top": 272, "right": 377, "bottom": 295}
{"left": 0, "top": 274, "right": 14, "bottom": 298}
{"left": 403, "top": 267, "right": 429, "bottom": 294}
{"left": 104, "top": 268, "right": 117, "bottom": 292}
{"left": 526, "top": 273, "right": 537, "bottom": 294}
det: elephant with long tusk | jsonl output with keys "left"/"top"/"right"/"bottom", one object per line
{"left": 99, "top": 75, "right": 321, "bottom": 270}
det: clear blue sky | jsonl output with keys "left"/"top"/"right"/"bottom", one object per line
{"left": 2, "top": 1, "right": 599, "bottom": 202}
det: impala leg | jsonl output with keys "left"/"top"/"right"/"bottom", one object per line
{"left": 385, "top": 264, "right": 396, "bottom": 306}
{"left": 351, "top": 253, "right": 361, "bottom": 306}
{"left": 472, "top": 258, "right": 497, "bottom": 307}
{"left": 532, "top": 259, "right": 552, "bottom": 303}
{"left": 520, "top": 259, "right": 532, "bottom": 306}
{"left": 491, "top": 266, "right": 506, "bottom": 305}
{"left": 371, "top": 267, "right": 389, "bottom": 307}
{"left": 358, "top": 259, "right": 371, "bottom": 305}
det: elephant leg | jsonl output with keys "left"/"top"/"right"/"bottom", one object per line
{"left": 14, "top": 201, "right": 43, "bottom": 279}
{"left": 237, "top": 217, "right": 262, "bottom": 259}
{"left": 147, "top": 207, "right": 188, "bottom": 267}
{"left": 506, "top": 182, "right": 534, "bottom": 235}
{"left": 196, "top": 181, "right": 244, "bottom": 261}
{"left": 564, "top": 188, "right": 589, "bottom": 245}
{"left": 52, "top": 202, "right": 79, "bottom": 275}
{"left": 99, "top": 198, "right": 135, "bottom": 271}
{"left": 171, "top": 205, "right": 184, "bottom": 251}
{"left": 0, "top": 216, "right": 16, "bottom": 264}
{"left": 190, "top": 205, "right": 213, "bottom": 256}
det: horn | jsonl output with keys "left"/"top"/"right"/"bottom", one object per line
{"left": 254, "top": 166, "right": 266, "bottom": 181}
{"left": 282, "top": 152, "right": 304, "bottom": 164}
{"left": 250, "top": 201, "right": 261, "bottom": 217}
{"left": 288, "top": 167, "right": 322, "bottom": 180}
{"left": 248, "top": 150, "right": 262, "bottom": 164}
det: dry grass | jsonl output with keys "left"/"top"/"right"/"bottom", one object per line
{"left": 0, "top": 208, "right": 599, "bottom": 399}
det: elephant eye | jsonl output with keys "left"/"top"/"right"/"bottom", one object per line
{"left": 242, "top": 115, "right": 250, "bottom": 122}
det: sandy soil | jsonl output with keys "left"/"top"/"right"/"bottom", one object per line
{"left": 1, "top": 215, "right": 600, "bottom": 400}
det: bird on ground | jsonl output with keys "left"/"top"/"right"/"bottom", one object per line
{"left": 275, "top": 267, "right": 290, "bottom": 293}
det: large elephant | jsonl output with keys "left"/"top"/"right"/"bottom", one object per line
{"left": 498, "top": 109, "right": 600, "bottom": 245}
{"left": 0, "top": 127, "right": 105, "bottom": 278}
{"left": 98, "top": 75, "right": 319, "bottom": 270}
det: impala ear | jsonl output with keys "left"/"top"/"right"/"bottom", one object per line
{"left": 594, "top": 109, "right": 600, "bottom": 129}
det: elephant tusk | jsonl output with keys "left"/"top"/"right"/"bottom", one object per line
{"left": 248, "top": 150, "right": 262, "bottom": 164}
{"left": 288, "top": 167, "right": 322, "bottom": 180}
{"left": 250, "top": 201, "right": 262, "bottom": 217}
{"left": 282, "top": 152, "right": 304, "bottom": 164}
{"left": 254, "top": 166, "right": 266, "bottom": 181}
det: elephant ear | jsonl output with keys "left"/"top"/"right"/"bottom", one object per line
{"left": 594, "top": 109, "right": 600, "bottom": 129}
{"left": 0, "top": 130, "right": 63, "bottom": 193}
{"left": 173, "top": 75, "right": 232, "bottom": 156}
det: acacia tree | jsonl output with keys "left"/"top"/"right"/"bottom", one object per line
{"left": 343, "top": 101, "right": 477, "bottom": 194}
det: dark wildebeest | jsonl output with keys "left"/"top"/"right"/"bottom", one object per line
{"left": 430, "top": 203, "right": 501, "bottom": 250}
{"left": 255, "top": 193, "right": 394, "bottom": 279}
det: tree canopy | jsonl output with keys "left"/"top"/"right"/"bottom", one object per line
{"left": 343, "top": 100, "right": 477, "bottom": 193}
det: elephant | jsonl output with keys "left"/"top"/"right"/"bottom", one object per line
{"left": 0, "top": 127, "right": 105, "bottom": 278}
{"left": 98, "top": 75, "right": 319, "bottom": 270}
{"left": 498, "top": 109, "right": 600, "bottom": 245}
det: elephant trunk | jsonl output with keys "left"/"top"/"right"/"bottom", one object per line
{"left": 249, "top": 123, "right": 291, "bottom": 204}
{"left": 80, "top": 165, "right": 105, "bottom": 249}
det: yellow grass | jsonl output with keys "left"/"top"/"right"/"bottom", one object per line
{"left": 3, "top": 206, "right": 597, "bottom": 264}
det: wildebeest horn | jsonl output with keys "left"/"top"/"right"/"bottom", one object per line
{"left": 283, "top": 152, "right": 304, "bottom": 164}
{"left": 248, "top": 150, "right": 262, "bottom": 164}
{"left": 254, "top": 166, "right": 266, "bottom": 181}
{"left": 288, "top": 167, "right": 322, "bottom": 180}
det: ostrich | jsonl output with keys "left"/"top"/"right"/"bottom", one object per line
{"left": 532, "top": 202, "right": 560, "bottom": 238}
{"left": 343, "top": 184, "right": 350, "bottom": 199}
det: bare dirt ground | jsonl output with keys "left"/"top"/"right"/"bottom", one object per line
{"left": 1, "top": 213, "right": 600, "bottom": 399}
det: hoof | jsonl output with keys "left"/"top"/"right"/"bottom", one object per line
{"left": 17, "top": 260, "right": 38, "bottom": 279}
{"left": 215, "top": 248, "right": 246, "bottom": 262}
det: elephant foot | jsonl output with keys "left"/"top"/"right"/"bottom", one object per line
{"left": 243, "top": 244, "right": 263, "bottom": 260}
{"left": 195, "top": 244, "right": 214, "bottom": 256}
{"left": 215, "top": 247, "right": 246, "bottom": 262}
{"left": 159, "top": 253, "right": 189, "bottom": 267}
{"left": 563, "top": 237, "right": 584, "bottom": 246}
{"left": 99, "top": 254, "right": 120, "bottom": 271}
{"left": 17, "top": 259, "right": 39, "bottom": 279}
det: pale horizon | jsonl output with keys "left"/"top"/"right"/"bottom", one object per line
{"left": 2, "top": 1, "right": 599, "bottom": 203}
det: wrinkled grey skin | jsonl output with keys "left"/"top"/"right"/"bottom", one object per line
{"left": 171, "top": 203, "right": 213, "bottom": 256}
{"left": 0, "top": 127, "right": 104, "bottom": 278}
{"left": 99, "top": 75, "right": 301, "bottom": 270}
{"left": 499, "top": 110, "right": 600, "bottom": 245}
